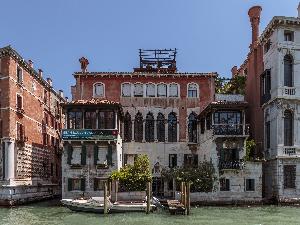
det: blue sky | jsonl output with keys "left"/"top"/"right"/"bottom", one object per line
{"left": 0, "top": 0, "right": 299, "bottom": 97}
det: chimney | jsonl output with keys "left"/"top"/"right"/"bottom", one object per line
{"left": 298, "top": 2, "right": 300, "bottom": 17}
{"left": 59, "top": 90, "right": 64, "bottom": 98}
{"left": 47, "top": 77, "right": 53, "bottom": 87}
{"left": 248, "top": 6, "right": 262, "bottom": 44}
{"left": 231, "top": 66, "right": 238, "bottom": 78}
{"left": 28, "top": 59, "right": 33, "bottom": 68}
{"left": 38, "top": 69, "right": 43, "bottom": 78}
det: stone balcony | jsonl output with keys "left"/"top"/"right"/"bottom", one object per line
{"left": 275, "top": 146, "right": 300, "bottom": 158}
{"left": 212, "top": 124, "right": 250, "bottom": 137}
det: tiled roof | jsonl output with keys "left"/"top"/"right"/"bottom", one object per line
{"left": 63, "top": 99, "right": 121, "bottom": 106}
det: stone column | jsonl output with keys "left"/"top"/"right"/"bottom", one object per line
{"left": 154, "top": 119, "right": 157, "bottom": 142}
{"left": 4, "top": 140, "right": 15, "bottom": 182}
{"left": 142, "top": 120, "right": 145, "bottom": 142}
{"left": 131, "top": 119, "right": 135, "bottom": 141}
{"left": 165, "top": 119, "right": 168, "bottom": 142}
{"left": 114, "top": 112, "right": 118, "bottom": 130}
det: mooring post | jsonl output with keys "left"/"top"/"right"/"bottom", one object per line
{"left": 108, "top": 180, "right": 112, "bottom": 196}
{"left": 104, "top": 181, "right": 108, "bottom": 214}
{"left": 183, "top": 182, "right": 187, "bottom": 208}
{"left": 146, "top": 181, "right": 151, "bottom": 214}
{"left": 114, "top": 180, "right": 118, "bottom": 203}
{"left": 186, "top": 182, "right": 191, "bottom": 215}
{"left": 181, "top": 182, "right": 184, "bottom": 204}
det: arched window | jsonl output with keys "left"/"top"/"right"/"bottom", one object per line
{"left": 188, "top": 83, "right": 198, "bottom": 98}
{"left": 134, "top": 83, "right": 143, "bottom": 97}
{"left": 284, "top": 110, "right": 293, "bottom": 146}
{"left": 122, "top": 83, "right": 131, "bottom": 97}
{"left": 145, "top": 112, "right": 154, "bottom": 142}
{"left": 124, "top": 112, "right": 132, "bottom": 142}
{"left": 134, "top": 112, "right": 143, "bottom": 142}
{"left": 168, "top": 112, "right": 177, "bottom": 142}
{"left": 93, "top": 83, "right": 104, "bottom": 97}
{"left": 157, "top": 113, "right": 165, "bottom": 142}
{"left": 284, "top": 55, "right": 293, "bottom": 87}
{"left": 157, "top": 83, "right": 167, "bottom": 97}
{"left": 188, "top": 113, "right": 197, "bottom": 143}
{"left": 146, "top": 83, "right": 155, "bottom": 97}
{"left": 169, "top": 83, "right": 179, "bottom": 97}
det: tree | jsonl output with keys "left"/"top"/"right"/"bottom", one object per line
{"left": 110, "top": 155, "right": 152, "bottom": 191}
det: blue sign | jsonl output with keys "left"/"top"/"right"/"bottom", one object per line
{"left": 62, "top": 129, "right": 118, "bottom": 140}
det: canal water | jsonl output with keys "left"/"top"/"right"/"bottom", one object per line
{"left": 1, "top": 200, "right": 300, "bottom": 225}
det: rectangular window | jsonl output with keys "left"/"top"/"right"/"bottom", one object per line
{"left": 284, "top": 30, "right": 294, "bottom": 42}
{"left": 122, "top": 83, "right": 131, "bottom": 97}
{"left": 98, "top": 111, "right": 115, "bottom": 129}
{"left": 157, "top": 84, "right": 167, "bottom": 97}
{"left": 44, "top": 89, "right": 48, "bottom": 104}
{"left": 17, "top": 66, "right": 23, "bottom": 83}
{"left": 284, "top": 165, "right": 296, "bottom": 189}
{"left": 94, "top": 83, "right": 104, "bottom": 97}
{"left": 84, "top": 111, "right": 97, "bottom": 129}
{"left": 71, "top": 146, "right": 82, "bottom": 165}
{"left": 68, "top": 111, "right": 83, "bottom": 129}
{"left": 220, "top": 178, "right": 230, "bottom": 191}
{"left": 184, "top": 154, "right": 198, "bottom": 167}
{"left": 16, "top": 123, "right": 24, "bottom": 141}
{"left": 264, "top": 40, "right": 271, "bottom": 54}
{"left": 68, "top": 178, "right": 85, "bottom": 191}
{"left": 94, "top": 178, "right": 107, "bottom": 191}
{"left": 16, "top": 94, "right": 23, "bottom": 109}
{"left": 266, "top": 121, "right": 270, "bottom": 149}
{"left": 245, "top": 179, "right": 255, "bottom": 191}
{"left": 169, "top": 154, "right": 177, "bottom": 168}
{"left": 134, "top": 83, "right": 143, "bottom": 97}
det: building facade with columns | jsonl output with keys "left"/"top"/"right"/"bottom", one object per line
{"left": 69, "top": 49, "right": 216, "bottom": 197}
{"left": 0, "top": 46, "right": 65, "bottom": 205}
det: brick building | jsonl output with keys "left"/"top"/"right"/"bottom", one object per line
{"left": 0, "top": 46, "right": 65, "bottom": 205}
{"left": 68, "top": 50, "right": 216, "bottom": 197}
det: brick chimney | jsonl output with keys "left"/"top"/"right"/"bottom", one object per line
{"left": 59, "top": 90, "right": 64, "bottom": 98}
{"left": 231, "top": 66, "right": 238, "bottom": 78}
{"left": 28, "top": 59, "right": 33, "bottom": 68}
{"left": 38, "top": 69, "right": 43, "bottom": 78}
{"left": 248, "top": 6, "right": 262, "bottom": 44}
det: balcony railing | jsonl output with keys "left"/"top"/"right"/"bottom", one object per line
{"left": 282, "top": 87, "right": 296, "bottom": 96}
{"left": 283, "top": 147, "right": 296, "bottom": 156}
{"left": 212, "top": 124, "right": 249, "bottom": 136}
{"left": 219, "top": 161, "right": 242, "bottom": 170}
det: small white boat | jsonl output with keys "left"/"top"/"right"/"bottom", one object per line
{"left": 61, "top": 197, "right": 112, "bottom": 213}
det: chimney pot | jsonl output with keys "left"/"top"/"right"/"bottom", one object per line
{"left": 59, "top": 90, "right": 64, "bottom": 98}
{"left": 28, "top": 60, "right": 33, "bottom": 68}
{"left": 38, "top": 69, "right": 43, "bottom": 78}
{"left": 47, "top": 77, "right": 53, "bottom": 87}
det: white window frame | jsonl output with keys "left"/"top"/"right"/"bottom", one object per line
{"left": 187, "top": 83, "right": 199, "bottom": 98}
{"left": 146, "top": 83, "right": 156, "bottom": 97}
{"left": 157, "top": 83, "right": 167, "bottom": 97}
{"left": 133, "top": 82, "right": 144, "bottom": 97}
{"left": 93, "top": 82, "right": 105, "bottom": 98}
{"left": 121, "top": 82, "right": 132, "bottom": 97}
{"left": 169, "top": 83, "right": 179, "bottom": 97}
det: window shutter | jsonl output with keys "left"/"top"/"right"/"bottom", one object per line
{"left": 67, "top": 145, "right": 73, "bottom": 165}
{"left": 107, "top": 145, "right": 113, "bottom": 166}
{"left": 68, "top": 178, "right": 73, "bottom": 191}
{"left": 94, "top": 145, "right": 99, "bottom": 165}
{"left": 94, "top": 178, "right": 98, "bottom": 191}
{"left": 81, "top": 178, "right": 86, "bottom": 191}
{"left": 81, "top": 145, "right": 86, "bottom": 165}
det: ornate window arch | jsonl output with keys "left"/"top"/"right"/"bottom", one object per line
{"left": 168, "top": 112, "right": 177, "bottom": 142}
{"left": 188, "top": 112, "right": 197, "bottom": 143}
{"left": 93, "top": 82, "right": 105, "bottom": 97}
{"left": 145, "top": 112, "right": 154, "bottom": 142}
{"left": 284, "top": 110, "right": 293, "bottom": 146}
{"left": 169, "top": 83, "right": 179, "bottom": 97}
{"left": 124, "top": 112, "right": 132, "bottom": 142}
{"left": 121, "top": 83, "right": 132, "bottom": 97}
{"left": 134, "top": 112, "right": 143, "bottom": 142}
{"left": 157, "top": 113, "right": 165, "bottom": 142}
{"left": 187, "top": 83, "right": 199, "bottom": 98}
{"left": 146, "top": 83, "right": 156, "bottom": 97}
{"left": 284, "top": 54, "right": 293, "bottom": 87}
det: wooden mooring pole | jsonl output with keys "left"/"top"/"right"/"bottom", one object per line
{"left": 114, "top": 180, "right": 118, "bottom": 202}
{"left": 186, "top": 182, "right": 191, "bottom": 215}
{"left": 146, "top": 181, "right": 151, "bottom": 214}
{"left": 104, "top": 181, "right": 108, "bottom": 214}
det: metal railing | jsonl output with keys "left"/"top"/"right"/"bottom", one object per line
{"left": 212, "top": 124, "right": 249, "bottom": 136}
{"left": 219, "top": 161, "right": 242, "bottom": 170}
{"left": 283, "top": 147, "right": 296, "bottom": 156}
{"left": 282, "top": 87, "right": 296, "bottom": 96}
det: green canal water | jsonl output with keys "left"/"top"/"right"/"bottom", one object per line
{"left": 1, "top": 200, "right": 300, "bottom": 225}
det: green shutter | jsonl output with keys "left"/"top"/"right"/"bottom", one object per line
{"left": 81, "top": 178, "right": 86, "bottom": 191}
{"left": 68, "top": 178, "right": 72, "bottom": 191}
{"left": 94, "top": 178, "right": 98, "bottom": 191}
{"left": 67, "top": 145, "right": 73, "bottom": 165}
{"left": 81, "top": 145, "right": 86, "bottom": 165}
{"left": 107, "top": 145, "right": 113, "bottom": 166}
{"left": 94, "top": 145, "right": 99, "bottom": 165}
